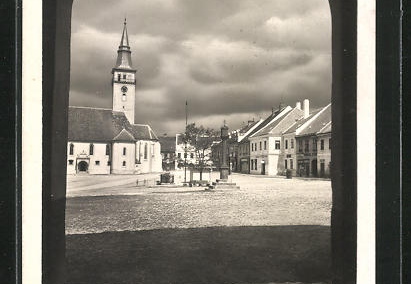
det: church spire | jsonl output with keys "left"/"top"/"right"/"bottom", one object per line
{"left": 114, "top": 18, "right": 133, "bottom": 70}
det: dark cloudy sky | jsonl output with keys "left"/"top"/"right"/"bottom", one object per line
{"left": 69, "top": 0, "right": 331, "bottom": 135}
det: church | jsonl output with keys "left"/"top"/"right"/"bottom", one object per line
{"left": 66, "top": 20, "right": 162, "bottom": 175}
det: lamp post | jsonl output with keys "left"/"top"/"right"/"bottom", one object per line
{"left": 220, "top": 123, "right": 229, "bottom": 180}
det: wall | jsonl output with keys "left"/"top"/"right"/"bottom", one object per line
{"left": 66, "top": 142, "right": 110, "bottom": 174}
{"left": 111, "top": 142, "right": 136, "bottom": 174}
{"left": 135, "top": 140, "right": 162, "bottom": 173}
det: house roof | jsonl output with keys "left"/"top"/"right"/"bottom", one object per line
{"left": 68, "top": 106, "right": 158, "bottom": 142}
{"left": 282, "top": 108, "right": 323, "bottom": 135}
{"left": 158, "top": 136, "right": 176, "bottom": 152}
{"left": 317, "top": 121, "right": 332, "bottom": 135}
{"left": 253, "top": 107, "right": 304, "bottom": 136}
{"left": 297, "top": 104, "right": 332, "bottom": 136}
{"left": 240, "top": 107, "right": 289, "bottom": 143}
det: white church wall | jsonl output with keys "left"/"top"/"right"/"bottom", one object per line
{"left": 66, "top": 142, "right": 111, "bottom": 175}
{"left": 111, "top": 142, "right": 136, "bottom": 174}
{"left": 135, "top": 140, "right": 162, "bottom": 173}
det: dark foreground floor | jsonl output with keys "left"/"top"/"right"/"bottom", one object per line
{"left": 66, "top": 225, "right": 331, "bottom": 284}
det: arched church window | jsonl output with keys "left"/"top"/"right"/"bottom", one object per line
{"left": 123, "top": 147, "right": 127, "bottom": 155}
{"left": 122, "top": 94, "right": 127, "bottom": 101}
{"left": 89, "top": 144, "right": 94, "bottom": 155}
{"left": 144, "top": 143, "right": 148, "bottom": 159}
{"left": 106, "top": 144, "right": 110, "bottom": 155}
{"left": 69, "top": 143, "right": 74, "bottom": 155}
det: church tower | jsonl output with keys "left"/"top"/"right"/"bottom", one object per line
{"left": 112, "top": 19, "right": 136, "bottom": 124}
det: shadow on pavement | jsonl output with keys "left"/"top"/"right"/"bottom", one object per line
{"left": 66, "top": 225, "right": 331, "bottom": 284}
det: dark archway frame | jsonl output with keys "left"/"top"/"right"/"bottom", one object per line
{"left": 42, "top": 1, "right": 357, "bottom": 283}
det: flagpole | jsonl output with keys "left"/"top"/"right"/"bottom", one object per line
{"left": 184, "top": 100, "right": 188, "bottom": 184}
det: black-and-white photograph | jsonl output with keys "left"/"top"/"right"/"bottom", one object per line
{"left": 64, "top": 1, "right": 334, "bottom": 283}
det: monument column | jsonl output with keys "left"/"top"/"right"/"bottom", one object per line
{"left": 220, "top": 124, "right": 229, "bottom": 180}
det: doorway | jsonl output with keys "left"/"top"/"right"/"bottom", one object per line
{"left": 261, "top": 162, "right": 265, "bottom": 175}
{"left": 77, "top": 161, "right": 89, "bottom": 173}
{"left": 311, "top": 159, "right": 318, "bottom": 177}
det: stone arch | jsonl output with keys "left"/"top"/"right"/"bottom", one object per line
{"left": 42, "top": 1, "right": 357, "bottom": 283}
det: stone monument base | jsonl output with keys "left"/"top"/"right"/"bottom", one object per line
{"left": 207, "top": 179, "right": 240, "bottom": 190}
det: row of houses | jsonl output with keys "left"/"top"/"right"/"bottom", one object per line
{"left": 212, "top": 99, "right": 332, "bottom": 178}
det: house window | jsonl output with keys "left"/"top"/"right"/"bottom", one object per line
{"left": 255, "top": 159, "right": 258, "bottom": 170}
{"left": 251, "top": 143, "right": 253, "bottom": 152}
{"left": 320, "top": 139, "right": 324, "bottom": 150}
{"left": 122, "top": 161, "right": 126, "bottom": 167}
{"left": 68, "top": 160, "right": 73, "bottom": 165}
{"left": 298, "top": 140, "right": 303, "bottom": 153}
{"left": 264, "top": 140, "right": 267, "bottom": 150}
{"left": 69, "top": 143, "right": 74, "bottom": 155}
{"left": 123, "top": 147, "right": 127, "bottom": 155}
{"left": 95, "top": 161, "right": 100, "bottom": 165}
{"left": 291, "top": 139, "right": 294, "bottom": 149}
{"left": 178, "top": 153, "right": 181, "bottom": 158}
{"left": 285, "top": 159, "right": 288, "bottom": 169}
{"left": 285, "top": 139, "right": 288, "bottom": 149}
{"left": 122, "top": 94, "right": 127, "bottom": 101}
{"left": 250, "top": 159, "right": 253, "bottom": 170}
{"left": 329, "top": 138, "right": 331, "bottom": 149}
{"left": 144, "top": 143, "right": 148, "bottom": 159}
{"left": 290, "top": 159, "right": 293, "bottom": 169}
{"left": 275, "top": 140, "right": 280, "bottom": 150}
{"left": 312, "top": 138, "right": 317, "bottom": 151}
{"left": 190, "top": 153, "right": 194, "bottom": 158}
{"left": 304, "top": 139, "right": 309, "bottom": 152}
{"left": 123, "top": 74, "right": 127, "bottom": 79}
{"left": 106, "top": 144, "right": 110, "bottom": 155}
{"left": 259, "top": 141, "right": 262, "bottom": 150}
{"left": 89, "top": 144, "right": 94, "bottom": 155}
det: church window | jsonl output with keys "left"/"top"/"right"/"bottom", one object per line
{"left": 89, "top": 144, "right": 94, "bottom": 155}
{"left": 69, "top": 143, "right": 74, "bottom": 155}
{"left": 95, "top": 161, "right": 100, "bottom": 165}
{"left": 144, "top": 143, "right": 148, "bottom": 159}
{"left": 106, "top": 144, "right": 110, "bottom": 155}
{"left": 122, "top": 161, "right": 126, "bottom": 167}
{"left": 122, "top": 94, "right": 127, "bottom": 101}
{"left": 68, "top": 160, "right": 73, "bottom": 165}
{"left": 117, "top": 74, "right": 121, "bottom": 81}
{"left": 123, "top": 147, "right": 127, "bottom": 155}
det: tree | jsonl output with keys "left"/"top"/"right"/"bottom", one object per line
{"left": 183, "top": 123, "right": 219, "bottom": 180}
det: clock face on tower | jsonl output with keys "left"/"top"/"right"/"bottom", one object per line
{"left": 121, "top": 86, "right": 128, "bottom": 93}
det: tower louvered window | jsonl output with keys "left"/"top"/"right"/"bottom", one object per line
{"left": 89, "top": 144, "right": 94, "bottom": 155}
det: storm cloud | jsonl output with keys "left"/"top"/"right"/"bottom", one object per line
{"left": 69, "top": 0, "right": 331, "bottom": 135}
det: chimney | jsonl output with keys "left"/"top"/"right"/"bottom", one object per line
{"left": 296, "top": 101, "right": 301, "bottom": 110}
{"left": 303, "top": 99, "right": 309, "bottom": 118}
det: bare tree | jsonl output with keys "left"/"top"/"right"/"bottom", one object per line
{"left": 183, "top": 123, "right": 219, "bottom": 180}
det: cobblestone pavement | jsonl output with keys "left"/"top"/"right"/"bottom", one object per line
{"left": 66, "top": 173, "right": 331, "bottom": 234}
